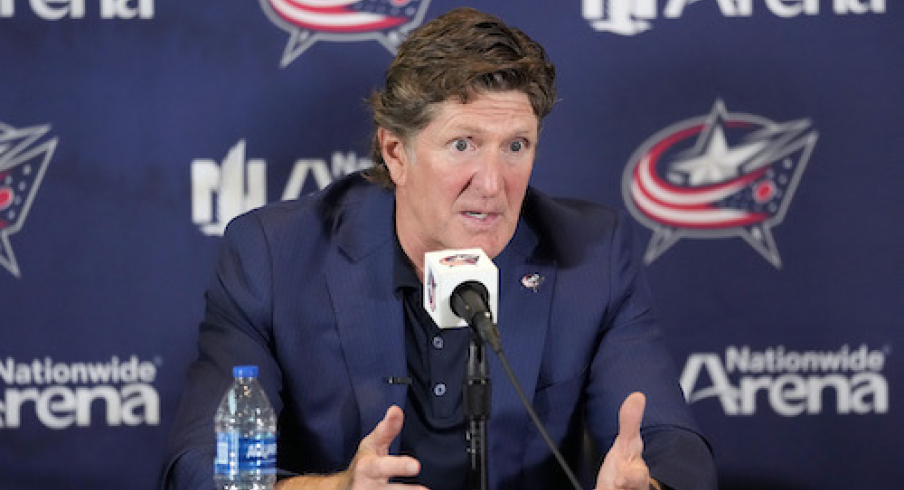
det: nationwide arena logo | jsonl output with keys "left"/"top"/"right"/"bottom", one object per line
{"left": 622, "top": 100, "right": 818, "bottom": 268}
{"left": 259, "top": 0, "right": 432, "bottom": 67}
{"left": 583, "top": 0, "right": 886, "bottom": 36}
{"left": 0, "top": 0, "right": 154, "bottom": 20}
{"left": 0, "top": 355, "right": 160, "bottom": 429}
{"left": 680, "top": 344, "right": 889, "bottom": 416}
{"left": 0, "top": 122, "right": 57, "bottom": 279}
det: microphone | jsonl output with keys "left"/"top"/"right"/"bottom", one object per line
{"left": 423, "top": 248, "right": 499, "bottom": 329}
{"left": 423, "top": 248, "right": 586, "bottom": 490}
{"left": 424, "top": 248, "right": 498, "bottom": 490}
{"left": 450, "top": 281, "right": 501, "bottom": 353}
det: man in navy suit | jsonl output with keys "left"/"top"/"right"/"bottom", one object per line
{"left": 163, "top": 7, "right": 716, "bottom": 490}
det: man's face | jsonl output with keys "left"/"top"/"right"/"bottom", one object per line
{"left": 381, "top": 90, "right": 538, "bottom": 269}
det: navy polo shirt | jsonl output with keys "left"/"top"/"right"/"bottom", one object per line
{"left": 393, "top": 237, "right": 471, "bottom": 490}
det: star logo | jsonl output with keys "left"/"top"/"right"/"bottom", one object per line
{"left": 622, "top": 100, "right": 818, "bottom": 268}
{"left": 669, "top": 125, "right": 768, "bottom": 186}
{"left": 0, "top": 122, "right": 57, "bottom": 278}
{"left": 259, "top": 0, "right": 432, "bottom": 67}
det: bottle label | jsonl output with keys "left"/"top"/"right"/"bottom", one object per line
{"left": 214, "top": 432, "right": 277, "bottom": 476}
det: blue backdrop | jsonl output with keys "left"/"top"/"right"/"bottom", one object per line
{"left": 1, "top": 1, "right": 900, "bottom": 489}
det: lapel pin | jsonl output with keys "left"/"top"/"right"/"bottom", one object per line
{"left": 521, "top": 273, "right": 544, "bottom": 292}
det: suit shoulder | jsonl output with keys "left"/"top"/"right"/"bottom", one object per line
{"left": 521, "top": 188, "right": 632, "bottom": 266}
{"left": 226, "top": 172, "right": 382, "bottom": 236}
{"left": 524, "top": 188, "right": 622, "bottom": 236}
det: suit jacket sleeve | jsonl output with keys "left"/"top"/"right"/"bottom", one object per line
{"left": 583, "top": 212, "right": 717, "bottom": 490}
{"left": 161, "top": 210, "right": 285, "bottom": 490}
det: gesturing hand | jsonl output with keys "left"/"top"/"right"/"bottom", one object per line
{"left": 342, "top": 405, "right": 427, "bottom": 490}
{"left": 274, "top": 405, "right": 427, "bottom": 490}
{"left": 594, "top": 392, "right": 650, "bottom": 490}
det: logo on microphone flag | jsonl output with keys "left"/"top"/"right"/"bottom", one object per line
{"left": 427, "top": 268, "right": 436, "bottom": 313}
{"left": 439, "top": 253, "right": 480, "bottom": 267}
{"left": 622, "top": 100, "right": 818, "bottom": 268}
{"left": 260, "top": 0, "right": 432, "bottom": 67}
{"left": 0, "top": 122, "right": 57, "bottom": 278}
{"left": 423, "top": 248, "right": 497, "bottom": 329}
{"left": 430, "top": 253, "right": 480, "bottom": 312}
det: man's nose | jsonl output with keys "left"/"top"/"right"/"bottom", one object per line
{"left": 471, "top": 153, "right": 504, "bottom": 196}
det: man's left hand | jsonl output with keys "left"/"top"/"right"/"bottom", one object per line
{"left": 594, "top": 392, "right": 651, "bottom": 490}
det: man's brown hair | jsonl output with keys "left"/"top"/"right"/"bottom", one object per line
{"left": 365, "top": 7, "right": 557, "bottom": 188}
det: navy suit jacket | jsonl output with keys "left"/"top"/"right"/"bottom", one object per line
{"left": 163, "top": 173, "right": 716, "bottom": 490}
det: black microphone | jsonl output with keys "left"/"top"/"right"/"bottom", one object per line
{"left": 450, "top": 281, "right": 502, "bottom": 353}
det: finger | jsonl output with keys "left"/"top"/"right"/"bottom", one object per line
{"left": 615, "top": 392, "right": 646, "bottom": 457}
{"left": 385, "top": 484, "right": 430, "bottom": 490}
{"left": 360, "top": 405, "right": 405, "bottom": 455}
{"left": 357, "top": 454, "right": 421, "bottom": 480}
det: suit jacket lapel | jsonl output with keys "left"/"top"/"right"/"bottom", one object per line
{"left": 326, "top": 184, "right": 408, "bottom": 447}
{"left": 488, "top": 220, "right": 557, "bottom": 482}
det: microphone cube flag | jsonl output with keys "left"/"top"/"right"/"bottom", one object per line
{"left": 424, "top": 248, "right": 499, "bottom": 329}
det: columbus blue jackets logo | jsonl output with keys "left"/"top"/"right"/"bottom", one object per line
{"left": 622, "top": 100, "right": 818, "bottom": 268}
{"left": 260, "top": 0, "right": 432, "bottom": 67}
{"left": 440, "top": 253, "right": 480, "bottom": 267}
{"left": 0, "top": 122, "right": 57, "bottom": 278}
{"left": 427, "top": 268, "right": 436, "bottom": 312}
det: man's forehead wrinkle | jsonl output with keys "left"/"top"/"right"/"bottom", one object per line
{"left": 432, "top": 108, "right": 538, "bottom": 139}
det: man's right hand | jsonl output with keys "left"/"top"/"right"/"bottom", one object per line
{"left": 275, "top": 405, "right": 427, "bottom": 490}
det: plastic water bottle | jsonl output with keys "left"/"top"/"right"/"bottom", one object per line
{"left": 214, "top": 365, "right": 277, "bottom": 490}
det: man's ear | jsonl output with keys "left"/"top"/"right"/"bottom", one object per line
{"left": 378, "top": 127, "right": 410, "bottom": 187}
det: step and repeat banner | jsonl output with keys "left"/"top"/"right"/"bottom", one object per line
{"left": 1, "top": 1, "right": 900, "bottom": 489}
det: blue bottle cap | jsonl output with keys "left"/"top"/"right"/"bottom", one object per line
{"left": 233, "top": 365, "right": 258, "bottom": 378}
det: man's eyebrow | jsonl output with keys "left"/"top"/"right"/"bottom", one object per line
{"left": 443, "top": 122, "right": 538, "bottom": 137}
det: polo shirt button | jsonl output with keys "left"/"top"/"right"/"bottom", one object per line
{"left": 433, "top": 383, "right": 447, "bottom": 397}
{"left": 432, "top": 336, "right": 444, "bottom": 349}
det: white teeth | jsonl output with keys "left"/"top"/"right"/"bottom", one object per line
{"left": 466, "top": 212, "right": 488, "bottom": 220}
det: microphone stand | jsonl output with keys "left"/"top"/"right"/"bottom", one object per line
{"left": 464, "top": 331, "right": 490, "bottom": 490}
{"left": 450, "top": 281, "right": 584, "bottom": 490}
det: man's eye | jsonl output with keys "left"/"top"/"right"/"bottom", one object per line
{"left": 454, "top": 139, "right": 469, "bottom": 152}
{"left": 510, "top": 140, "right": 525, "bottom": 152}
